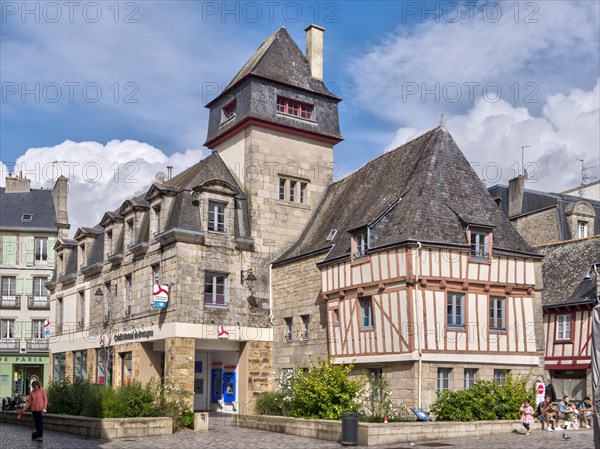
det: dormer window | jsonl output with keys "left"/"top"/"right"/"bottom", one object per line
{"left": 208, "top": 201, "right": 225, "bottom": 233}
{"left": 469, "top": 228, "right": 491, "bottom": 261}
{"left": 277, "top": 96, "right": 313, "bottom": 120}
{"left": 352, "top": 229, "right": 368, "bottom": 260}
{"left": 221, "top": 100, "right": 236, "bottom": 123}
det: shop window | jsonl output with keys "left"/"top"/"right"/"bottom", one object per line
{"left": 121, "top": 352, "right": 132, "bottom": 386}
{"left": 74, "top": 350, "right": 87, "bottom": 382}
{"left": 97, "top": 347, "right": 113, "bottom": 386}
{"left": 53, "top": 353, "right": 66, "bottom": 383}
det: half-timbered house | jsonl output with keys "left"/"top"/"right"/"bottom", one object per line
{"left": 273, "top": 127, "right": 545, "bottom": 409}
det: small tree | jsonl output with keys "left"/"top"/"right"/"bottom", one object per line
{"left": 357, "top": 375, "right": 410, "bottom": 422}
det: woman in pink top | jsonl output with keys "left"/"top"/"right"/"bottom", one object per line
{"left": 17, "top": 380, "right": 48, "bottom": 442}
{"left": 520, "top": 399, "right": 535, "bottom": 436}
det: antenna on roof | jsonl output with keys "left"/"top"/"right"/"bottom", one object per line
{"left": 439, "top": 114, "right": 445, "bottom": 128}
{"left": 577, "top": 159, "right": 597, "bottom": 197}
{"left": 521, "top": 146, "right": 530, "bottom": 178}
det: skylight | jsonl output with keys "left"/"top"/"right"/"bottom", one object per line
{"left": 21, "top": 214, "right": 33, "bottom": 221}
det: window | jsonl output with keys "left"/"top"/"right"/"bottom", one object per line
{"left": 437, "top": 368, "right": 452, "bottom": 391}
{"left": 277, "top": 97, "right": 314, "bottom": 119}
{"left": 289, "top": 180, "right": 297, "bottom": 202}
{"left": 78, "top": 291, "right": 85, "bottom": 327}
{"left": 53, "top": 353, "right": 66, "bottom": 383}
{"left": 153, "top": 206, "right": 161, "bottom": 235}
{"left": 208, "top": 201, "right": 225, "bottom": 233}
{"left": 34, "top": 238, "right": 48, "bottom": 265}
{"left": 464, "top": 368, "right": 478, "bottom": 389}
{"left": 1, "top": 319, "right": 15, "bottom": 339}
{"left": 74, "top": 350, "right": 87, "bottom": 382}
{"left": 97, "top": 347, "right": 113, "bottom": 385}
{"left": 578, "top": 221, "right": 588, "bottom": 239}
{"left": 221, "top": 100, "right": 236, "bottom": 122}
{"left": 204, "top": 272, "right": 227, "bottom": 306}
{"left": 1, "top": 276, "right": 16, "bottom": 299}
{"left": 360, "top": 297, "right": 374, "bottom": 329}
{"left": 125, "top": 275, "right": 132, "bottom": 316}
{"left": 279, "top": 178, "right": 286, "bottom": 200}
{"left": 21, "top": 214, "right": 33, "bottom": 221}
{"left": 284, "top": 317, "right": 293, "bottom": 341}
{"left": 470, "top": 230, "right": 490, "bottom": 260}
{"left": 353, "top": 230, "right": 368, "bottom": 260}
{"left": 31, "top": 320, "right": 45, "bottom": 339}
{"left": 300, "top": 183, "right": 307, "bottom": 204}
{"left": 152, "top": 265, "right": 160, "bottom": 287}
{"left": 556, "top": 314, "right": 572, "bottom": 340}
{"left": 127, "top": 219, "right": 134, "bottom": 245}
{"left": 489, "top": 296, "right": 505, "bottom": 330}
{"left": 368, "top": 368, "right": 384, "bottom": 400}
{"left": 447, "top": 292, "right": 464, "bottom": 328}
{"left": 121, "top": 352, "right": 132, "bottom": 386}
{"left": 301, "top": 315, "right": 309, "bottom": 339}
{"left": 106, "top": 230, "right": 113, "bottom": 255}
{"left": 57, "top": 298, "right": 63, "bottom": 330}
{"left": 32, "top": 278, "right": 48, "bottom": 302}
{"left": 332, "top": 308, "right": 340, "bottom": 326}
{"left": 493, "top": 369, "right": 508, "bottom": 385}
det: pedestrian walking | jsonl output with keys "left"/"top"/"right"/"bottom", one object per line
{"left": 520, "top": 399, "right": 535, "bottom": 436}
{"left": 17, "top": 380, "right": 47, "bottom": 442}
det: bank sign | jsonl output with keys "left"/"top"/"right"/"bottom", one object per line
{"left": 152, "top": 284, "right": 169, "bottom": 309}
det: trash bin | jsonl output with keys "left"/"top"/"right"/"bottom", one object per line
{"left": 340, "top": 411, "right": 359, "bottom": 446}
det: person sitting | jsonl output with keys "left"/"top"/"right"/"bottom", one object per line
{"left": 538, "top": 395, "right": 558, "bottom": 431}
{"left": 578, "top": 396, "right": 594, "bottom": 429}
{"left": 556, "top": 395, "right": 571, "bottom": 428}
{"left": 563, "top": 403, "right": 579, "bottom": 430}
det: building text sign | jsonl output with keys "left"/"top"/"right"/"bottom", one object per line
{"left": 114, "top": 330, "right": 154, "bottom": 343}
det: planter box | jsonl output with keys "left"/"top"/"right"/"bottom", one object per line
{"left": 0, "top": 411, "right": 173, "bottom": 439}
{"left": 232, "top": 414, "right": 528, "bottom": 446}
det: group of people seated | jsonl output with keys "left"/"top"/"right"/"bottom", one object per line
{"left": 537, "top": 394, "right": 594, "bottom": 431}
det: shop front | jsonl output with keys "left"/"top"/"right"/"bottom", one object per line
{"left": 0, "top": 355, "right": 49, "bottom": 398}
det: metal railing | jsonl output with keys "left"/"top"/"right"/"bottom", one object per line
{"left": 0, "top": 296, "right": 20, "bottom": 309}
{"left": 28, "top": 296, "right": 50, "bottom": 309}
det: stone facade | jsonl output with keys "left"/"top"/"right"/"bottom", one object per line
{"left": 512, "top": 208, "right": 560, "bottom": 245}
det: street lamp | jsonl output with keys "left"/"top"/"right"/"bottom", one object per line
{"left": 240, "top": 269, "right": 257, "bottom": 286}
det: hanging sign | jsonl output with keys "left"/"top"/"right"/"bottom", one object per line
{"left": 43, "top": 319, "right": 51, "bottom": 338}
{"left": 152, "top": 284, "right": 169, "bottom": 309}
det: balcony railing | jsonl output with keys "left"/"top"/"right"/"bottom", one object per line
{"left": 0, "top": 296, "right": 20, "bottom": 309}
{"left": 28, "top": 296, "right": 50, "bottom": 309}
{"left": 0, "top": 339, "right": 19, "bottom": 352}
{"left": 26, "top": 339, "right": 49, "bottom": 351}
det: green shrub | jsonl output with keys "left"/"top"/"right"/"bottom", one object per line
{"left": 431, "top": 374, "right": 534, "bottom": 421}
{"left": 255, "top": 391, "right": 287, "bottom": 416}
{"left": 357, "top": 375, "right": 411, "bottom": 422}
{"left": 102, "top": 381, "right": 161, "bottom": 418}
{"left": 180, "top": 410, "right": 194, "bottom": 429}
{"left": 47, "top": 379, "right": 91, "bottom": 416}
{"left": 282, "top": 359, "right": 364, "bottom": 420}
{"left": 81, "top": 383, "right": 106, "bottom": 418}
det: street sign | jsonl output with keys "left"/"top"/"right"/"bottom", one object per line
{"left": 152, "top": 284, "right": 169, "bottom": 309}
{"left": 535, "top": 382, "right": 545, "bottom": 407}
{"left": 537, "top": 384, "right": 544, "bottom": 395}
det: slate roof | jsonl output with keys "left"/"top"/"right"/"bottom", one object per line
{"left": 537, "top": 237, "right": 600, "bottom": 307}
{"left": 207, "top": 27, "right": 338, "bottom": 108}
{"left": 487, "top": 185, "right": 600, "bottom": 239}
{"left": 0, "top": 187, "right": 57, "bottom": 232}
{"left": 277, "top": 127, "right": 538, "bottom": 265}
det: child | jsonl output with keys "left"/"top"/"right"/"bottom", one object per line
{"left": 520, "top": 399, "right": 535, "bottom": 436}
{"left": 564, "top": 403, "right": 579, "bottom": 430}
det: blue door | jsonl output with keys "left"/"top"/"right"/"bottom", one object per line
{"left": 210, "top": 368, "right": 222, "bottom": 403}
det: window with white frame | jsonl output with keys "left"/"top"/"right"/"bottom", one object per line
{"left": 1, "top": 320, "right": 16, "bottom": 339}
{"left": 125, "top": 275, "right": 132, "bottom": 316}
{"left": 493, "top": 369, "right": 509, "bottom": 385}
{"left": 578, "top": 221, "right": 589, "bottom": 239}
{"left": 464, "top": 368, "right": 478, "bottom": 389}
{"left": 1, "top": 276, "right": 16, "bottom": 299}
{"left": 284, "top": 317, "right": 293, "bottom": 340}
{"left": 353, "top": 230, "right": 368, "bottom": 260}
{"left": 279, "top": 178, "right": 286, "bottom": 200}
{"left": 32, "top": 277, "right": 48, "bottom": 301}
{"left": 470, "top": 230, "right": 490, "bottom": 260}
{"left": 489, "top": 296, "right": 505, "bottom": 330}
{"left": 556, "top": 314, "right": 572, "bottom": 340}
{"left": 289, "top": 180, "right": 297, "bottom": 202}
{"left": 204, "top": 272, "right": 227, "bottom": 306}
{"left": 151, "top": 264, "right": 160, "bottom": 287}
{"left": 360, "top": 297, "right": 374, "bottom": 329}
{"left": 301, "top": 314, "right": 309, "bottom": 339}
{"left": 208, "top": 201, "right": 225, "bottom": 233}
{"left": 437, "top": 368, "right": 452, "bottom": 391}
{"left": 447, "top": 292, "right": 465, "bottom": 328}
{"left": 300, "top": 182, "right": 307, "bottom": 204}
{"left": 31, "top": 320, "right": 45, "bottom": 339}
{"left": 34, "top": 237, "right": 48, "bottom": 265}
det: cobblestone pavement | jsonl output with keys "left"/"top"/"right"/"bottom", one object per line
{"left": 0, "top": 416, "right": 595, "bottom": 449}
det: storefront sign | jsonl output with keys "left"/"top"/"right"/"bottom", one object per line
{"left": 0, "top": 356, "right": 45, "bottom": 363}
{"left": 152, "top": 284, "right": 169, "bottom": 309}
{"left": 114, "top": 330, "right": 154, "bottom": 342}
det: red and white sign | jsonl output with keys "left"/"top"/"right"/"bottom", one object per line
{"left": 217, "top": 326, "right": 229, "bottom": 339}
{"left": 535, "top": 382, "right": 545, "bottom": 407}
{"left": 537, "top": 384, "right": 545, "bottom": 395}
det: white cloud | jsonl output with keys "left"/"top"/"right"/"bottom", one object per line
{"left": 387, "top": 80, "right": 600, "bottom": 192}
{"left": 1, "top": 140, "right": 209, "bottom": 235}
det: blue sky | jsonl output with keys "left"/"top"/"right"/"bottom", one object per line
{"left": 1, "top": 1, "right": 599, "bottom": 233}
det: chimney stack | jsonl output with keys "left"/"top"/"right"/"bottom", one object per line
{"left": 4, "top": 173, "right": 31, "bottom": 193}
{"left": 167, "top": 166, "right": 173, "bottom": 180}
{"left": 52, "top": 176, "right": 70, "bottom": 239}
{"left": 305, "top": 24, "right": 325, "bottom": 81}
{"left": 507, "top": 174, "right": 526, "bottom": 218}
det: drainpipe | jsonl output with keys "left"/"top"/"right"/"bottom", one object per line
{"left": 269, "top": 263, "right": 274, "bottom": 325}
{"left": 415, "top": 242, "right": 423, "bottom": 409}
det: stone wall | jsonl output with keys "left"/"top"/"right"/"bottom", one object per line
{"left": 512, "top": 209, "right": 560, "bottom": 245}
{"left": 164, "top": 337, "right": 194, "bottom": 408}
{"left": 240, "top": 340, "right": 273, "bottom": 413}
{"left": 232, "top": 414, "right": 527, "bottom": 446}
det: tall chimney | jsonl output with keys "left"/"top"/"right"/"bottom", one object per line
{"left": 507, "top": 174, "right": 526, "bottom": 218}
{"left": 4, "top": 174, "right": 31, "bottom": 193}
{"left": 52, "top": 175, "right": 70, "bottom": 238}
{"left": 167, "top": 166, "right": 173, "bottom": 180}
{"left": 305, "top": 24, "right": 325, "bottom": 81}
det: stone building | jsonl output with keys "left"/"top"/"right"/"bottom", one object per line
{"left": 0, "top": 173, "right": 69, "bottom": 398}
{"left": 273, "top": 127, "right": 546, "bottom": 409}
{"left": 489, "top": 179, "right": 600, "bottom": 399}
{"left": 48, "top": 25, "right": 342, "bottom": 413}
